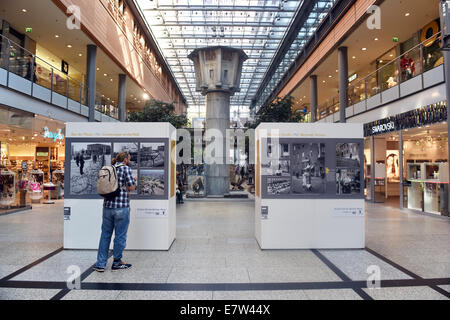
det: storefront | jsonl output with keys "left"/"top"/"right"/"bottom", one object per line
{"left": 0, "top": 106, "right": 65, "bottom": 215}
{"left": 364, "top": 101, "right": 448, "bottom": 216}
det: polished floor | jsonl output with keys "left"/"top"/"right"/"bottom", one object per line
{"left": 0, "top": 199, "right": 449, "bottom": 300}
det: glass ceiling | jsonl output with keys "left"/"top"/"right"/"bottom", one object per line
{"left": 134, "top": 0, "right": 335, "bottom": 121}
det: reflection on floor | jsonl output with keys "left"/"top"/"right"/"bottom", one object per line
{"left": 0, "top": 199, "right": 449, "bottom": 300}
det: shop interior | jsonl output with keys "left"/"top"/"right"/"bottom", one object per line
{"left": 365, "top": 122, "right": 449, "bottom": 216}
{"left": 0, "top": 107, "right": 65, "bottom": 214}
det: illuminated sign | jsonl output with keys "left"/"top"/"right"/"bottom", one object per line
{"left": 371, "top": 122, "right": 395, "bottom": 135}
{"left": 348, "top": 73, "right": 358, "bottom": 82}
{"left": 43, "top": 127, "right": 65, "bottom": 142}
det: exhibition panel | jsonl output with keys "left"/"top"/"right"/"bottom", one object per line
{"left": 255, "top": 123, "right": 365, "bottom": 249}
{"left": 63, "top": 122, "right": 176, "bottom": 250}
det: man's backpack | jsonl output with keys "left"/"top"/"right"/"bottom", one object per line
{"left": 97, "top": 164, "right": 124, "bottom": 199}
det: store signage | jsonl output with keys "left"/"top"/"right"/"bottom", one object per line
{"left": 371, "top": 121, "right": 395, "bottom": 135}
{"left": 348, "top": 73, "right": 358, "bottom": 82}
{"left": 364, "top": 102, "right": 447, "bottom": 137}
{"left": 43, "top": 127, "right": 65, "bottom": 141}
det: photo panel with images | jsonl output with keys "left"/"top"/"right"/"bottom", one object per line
{"left": 336, "top": 168, "right": 361, "bottom": 195}
{"left": 140, "top": 143, "right": 165, "bottom": 168}
{"left": 336, "top": 143, "right": 361, "bottom": 168}
{"left": 267, "top": 177, "right": 291, "bottom": 195}
{"left": 70, "top": 142, "right": 112, "bottom": 195}
{"left": 130, "top": 169, "right": 138, "bottom": 195}
{"left": 290, "top": 143, "right": 326, "bottom": 194}
{"left": 261, "top": 160, "right": 291, "bottom": 176}
{"left": 139, "top": 169, "right": 165, "bottom": 196}
{"left": 113, "top": 142, "right": 139, "bottom": 168}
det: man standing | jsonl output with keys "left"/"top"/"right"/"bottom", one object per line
{"left": 79, "top": 152, "right": 85, "bottom": 175}
{"left": 94, "top": 152, "right": 137, "bottom": 272}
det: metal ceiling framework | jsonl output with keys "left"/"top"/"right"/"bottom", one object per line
{"left": 134, "top": 0, "right": 336, "bottom": 121}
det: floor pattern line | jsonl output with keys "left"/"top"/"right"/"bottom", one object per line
{"left": 365, "top": 247, "right": 450, "bottom": 299}
{"left": 0, "top": 247, "right": 64, "bottom": 283}
{"left": 311, "top": 249, "right": 373, "bottom": 300}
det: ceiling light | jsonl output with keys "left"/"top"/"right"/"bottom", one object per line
{"left": 104, "top": 73, "right": 108, "bottom": 77}
{"left": 143, "top": 93, "right": 150, "bottom": 100}
{"left": 67, "top": 44, "right": 72, "bottom": 48}
{"left": 405, "top": 13, "right": 410, "bottom": 17}
{"left": 390, "top": 54, "right": 394, "bottom": 57}
{"left": 22, "top": 9, "right": 27, "bottom": 13}
{"left": 97, "top": 68, "right": 100, "bottom": 71}
{"left": 328, "top": 75, "right": 332, "bottom": 78}
{"left": 374, "top": 38, "right": 379, "bottom": 41}
{"left": 78, "top": 53, "right": 83, "bottom": 57}
{"left": 362, "top": 48, "right": 367, "bottom": 51}
{"left": 352, "top": 56, "right": 356, "bottom": 59}
{"left": 55, "top": 35, "right": 60, "bottom": 38}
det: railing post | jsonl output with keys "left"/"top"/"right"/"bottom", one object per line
{"left": 364, "top": 78, "right": 368, "bottom": 111}
{"left": 50, "top": 68, "right": 54, "bottom": 104}
{"left": 420, "top": 43, "right": 425, "bottom": 89}
{"left": 5, "top": 38, "right": 10, "bottom": 86}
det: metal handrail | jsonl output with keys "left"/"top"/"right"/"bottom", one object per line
{"left": 0, "top": 33, "right": 119, "bottom": 120}
{"left": 349, "top": 31, "right": 442, "bottom": 93}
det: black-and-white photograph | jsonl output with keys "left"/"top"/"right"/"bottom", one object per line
{"left": 291, "top": 143, "right": 326, "bottom": 194}
{"left": 267, "top": 177, "right": 291, "bottom": 195}
{"left": 113, "top": 143, "right": 138, "bottom": 168}
{"left": 70, "top": 142, "right": 112, "bottom": 195}
{"left": 336, "top": 143, "right": 361, "bottom": 168}
{"left": 186, "top": 175, "right": 205, "bottom": 197}
{"left": 265, "top": 142, "right": 290, "bottom": 158}
{"left": 140, "top": 143, "right": 165, "bottom": 168}
{"left": 261, "top": 160, "right": 290, "bottom": 176}
{"left": 336, "top": 169, "right": 361, "bottom": 195}
{"left": 139, "top": 169, "right": 165, "bottom": 196}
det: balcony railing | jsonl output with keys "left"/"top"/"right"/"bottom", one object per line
{"left": 317, "top": 31, "right": 444, "bottom": 119}
{"left": 0, "top": 34, "right": 119, "bottom": 120}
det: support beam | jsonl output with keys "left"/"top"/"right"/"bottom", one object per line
{"left": 370, "top": 136, "right": 375, "bottom": 203}
{"left": 310, "top": 75, "right": 318, "bottom": 123}
{"left": 86, "top": 45, "right": 97, "bottom": 122}
{"left": 338, "top": 46, "right": 348, "bottom": 123}
{"left": 118, "top": 74, "right": 127, "bottom": 122}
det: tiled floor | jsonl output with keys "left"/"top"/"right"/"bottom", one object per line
{"left": 0, "top": 199, "right": 449, "bottom": 300}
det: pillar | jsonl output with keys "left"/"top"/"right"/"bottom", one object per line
{"left": 86, "top": 45, "right": 97, "bottom": 122}
{"left": 338, "top": 46, "right": 349, "bottom": 123}
{"left": 370, "top": 135, "right": 375, "bottom": 202}
{"left": 118, "top": 74, "right": 127, "bottom": 122}
{"left": 310, "top": 75, "right": 318, "bottom": 122}
{"left": 440, "top": 0, "right": 450, "bottom": 215}
{"left": 398, "top": 131, "right": 404, "bottom": 209}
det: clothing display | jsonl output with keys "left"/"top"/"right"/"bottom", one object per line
{"left": 0, "top": 170, "right": 16, "bottom": 206}
{"left": 52, "top": 169, "right": 65, "bottom": 198}
{"left": 28, "top": 170, "right": 44, "bottom": 200}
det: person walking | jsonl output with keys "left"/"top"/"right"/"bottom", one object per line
{"left": 79, "top": 152, "right": 85, "bottom": 175}
{"left": 94, "top": 152, "right": 137, "bottom": 272}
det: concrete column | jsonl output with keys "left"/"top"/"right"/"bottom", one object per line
{"left": 338, "top": 47, "right": 349, "bottom": 123}
{"left": 310, "top": 75, "right": 318, "bottom": 122}
{"left": 86, "top": 45, "right": 97, "bottom": 122}
{"left": 398, "top": 131, "right": 404, "bottom": 209}
{"left": 440, "top": 0, "right": 450, "bottom": 215}
{"left": 370, "top": 135, "right": 375, "bottom": 202}
{"left": 205, "top": 91, "right": 231, "bottom": 196}
{"left": 118, "top": 74, "right": 127, "bottom": 122}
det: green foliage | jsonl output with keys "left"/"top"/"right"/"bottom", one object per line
{"left": 245, "top": 95, "right": 303, "bottom": 129}
{"left": 127, "top": 99, "right": 189, "bottom": 129}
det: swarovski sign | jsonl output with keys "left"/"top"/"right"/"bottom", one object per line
{"left": 371, "top": 121, "right": 395, "bottom": 134}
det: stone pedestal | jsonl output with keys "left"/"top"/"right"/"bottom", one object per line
{"left": 188, "top": 46, "right": 247, "bottom": 196}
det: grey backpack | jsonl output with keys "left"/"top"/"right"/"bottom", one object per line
{"left": 97, "top": 164, "right": 124, "bottom": 199}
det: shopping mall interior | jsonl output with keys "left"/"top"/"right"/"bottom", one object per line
{"left": 0, "top": 0, "right": 449, "bottom": 303}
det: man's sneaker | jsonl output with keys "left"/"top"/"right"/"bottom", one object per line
{"left": 112, "top": 261, "right": 132, "bottom": 271}
{"left": 93, "top": 266, "right": 105, "bottom": 272}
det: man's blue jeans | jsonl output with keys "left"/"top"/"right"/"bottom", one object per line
{"left": 96, "top": 207, "right": 130, "bottom": 268}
